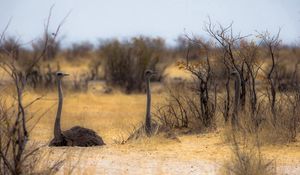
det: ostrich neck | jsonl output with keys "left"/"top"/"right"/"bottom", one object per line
{"left": 145, "top": 78, "right": 151, "bottom": 125}
{"left": 54, "top": 78, "right": 63, "bottom": 140}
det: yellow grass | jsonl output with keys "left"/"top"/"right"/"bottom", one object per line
{"left": 19, "top": 90, "right": 300, "bottom": 174}
{"left": 26, "top": 91, "right": 159, "bottom": 143}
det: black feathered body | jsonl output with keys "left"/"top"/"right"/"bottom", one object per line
{"left": 49, "top": 126, "right": 105, "bottom": 147}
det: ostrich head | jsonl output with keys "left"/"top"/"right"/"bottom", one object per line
{"left": 144, "top": 69, "right": 156, "bottom": 79}
{"left": 55, "top": 71, "right": 69, "bottom": 79}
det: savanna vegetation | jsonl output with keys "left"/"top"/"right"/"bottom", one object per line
{"left": 0, "top": 10, "right": 299, "bottom": 174}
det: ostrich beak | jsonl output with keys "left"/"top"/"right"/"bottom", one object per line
{"left": 63, "top": 73, "right": 70, "bottom": 76}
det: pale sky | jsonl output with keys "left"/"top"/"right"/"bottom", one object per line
{"left": 0, "top": 0, "right": 299, "bottom": 46}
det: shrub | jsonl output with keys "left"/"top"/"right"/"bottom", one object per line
{"left": 32, "top": 33, "right": 61, "bottom": 61}
{"left": 224, "top": 91, "right": 300, "bottom": 144}
{"left": 0, "top": 79, "right": 62, "bottom": 175}
{"left": 154, "top": 85, "right": 216, "bottom": 132}
{"left": 222, "top": 133, "right": 275, "bottom": 175}
{"left": 99, "top": 37, "right": 164, "bottom": 93}
{"left": 259, "top": 94, "right": 300, "bottom": 143}
{"left": 0, "top": 36, "right": 20, "bottom": 60}
{"left": 65, "top": 41, "right": 94, "bottom": 60}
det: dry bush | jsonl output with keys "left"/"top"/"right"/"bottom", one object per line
{"left": 222, "top": 105, "right": 276, "bottom": 174}
{"left": 259, "top": 94, "right": 300, "bottom": 143}
{"left": 155, "top": 35, "right": 217, "bottom": 133}
{"left": 0, "top": 7, "right": 69, "bottom": 174}
{"left": 70, "top": 73, "right": 89, "bottom": 92}
{"left": 220, "top": 97, "right": 279, "bottom": 174}
{"left": 0, "top": 5, "right": 70, "bottom": 92}
{"left": 174, "top": 35, "right": 201, "bottom": 59}
{"left": 154, "top": 85, "right": 216, "bottom": 132}
{"left": 0, "top": 49, "right": 63, "bottom": 175}
{"left": 65, "top": 41, "right": 94, "bottom": 60}
{"left": 221, "top": 132, "right": 276, "bottom": 175}
{"left": 0, "top": 36, "right": 21, "bottom": 60}
{"left": 202, "top": 21, "right": 299, "bottom": 144}
{"left": 3, "top": 55, "right": 62, "bottom": 91}
{"left": 88, "top": 59, "right": 102, "bottom": 81}
{"left": 0, "top": 90, "right": 63, "bottom": 175}
{"left": 98, "top": 37, "right": 164, "bottom": 93}
{"left": 157, "top": 21, "right": 300, "bottom": 145}
{"left": 275, "top": 61, "right": 300, "bottom": 92}
{"left": 0, "top": 36, "right": 66, "bottom": 91}
{"left": 222, "top": 91, "right": 300, "bottom": 144}
{"left": 32, "top": 33, "right": 61, "bottom": 61}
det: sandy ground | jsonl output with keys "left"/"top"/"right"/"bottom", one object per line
{"left": 38, "top": 132, "right": 300, "bottom": 175}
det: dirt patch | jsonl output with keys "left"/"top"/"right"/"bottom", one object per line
{"left": 38, "top": 133, "right": 300, "bottom": 175}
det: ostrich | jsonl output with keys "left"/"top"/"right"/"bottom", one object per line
{"left": 126, "top": 69, "right": 178, "bottom": 141}
{"left": 231, "top": 70, "right": 241, "bottom": 127}
{"left": 49, "top": 71, "right": 105, "bottom": 147}
{"left": 144, "top": 69, "right": 156, "bottom": 136}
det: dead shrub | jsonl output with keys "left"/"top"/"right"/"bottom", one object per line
{"left": 0, "top": 91, "right": 63, "bottom": 175}
{"left": 0, "top": 7, "right": 67, "bottom": 174}
{"left": 223, "top": 92, "right": 300, "bottom": 144}
{"left": 259, "top": 94, "right": 300, "bottom": 143}
{"left": 221, "top": 133, "right": 276, "bottom": 175}
{"left": 154, "top": 85, "right": 216, "bottom": 132}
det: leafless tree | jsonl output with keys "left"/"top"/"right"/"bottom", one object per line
{"left": 238, "top": 40, "right": 263, "bottom": 127}
{"left": 177, "top": 35, "right": 216, "bottom": 128}
{"left": 205, "top": 20, "right": 250, "bottom": 112}
{"left": 257, "top": 30, "right": 281, "bottom": 124}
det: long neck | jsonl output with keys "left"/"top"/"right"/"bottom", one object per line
{"left": 54, "top": 78, "right": 63, "bottom": 140}
{"left": 145, "top": 77, "right": 151, "bottom": 132}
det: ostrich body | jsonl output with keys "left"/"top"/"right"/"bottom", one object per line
{"left": 49, "top": 72, "right": 105, "bottom": 147}
{"left": 231, "top": 70, "right": 241, "bottom": 127}
{"left": 144, "top": 69, "right": 156, "bottom": 136}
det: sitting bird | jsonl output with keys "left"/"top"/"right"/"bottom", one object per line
{"left": 49, "top": 72, "right": 105, "bottom": 147}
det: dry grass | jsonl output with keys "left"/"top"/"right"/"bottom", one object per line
{"left": 16, "top": 88, "right": 299, "bottom": 174}
{"left": 222, "top": 146, "right": 276, "bottom": 175}
{"left": 25, "top": 91, "right": 164, "bottom": 144}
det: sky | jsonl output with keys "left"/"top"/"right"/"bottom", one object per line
{"left": 0, "top": 0, "right": 299, "bottom": 46}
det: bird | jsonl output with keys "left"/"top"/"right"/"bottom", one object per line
{"left": 231, "top": 70, "right": 241, "bottom": 127}
{"left": 49, "top": 71, "right": 105, "bottom": 147}
{"left": 144, "top": 69, "right": 157, "bottom": 136}
{"left": 126, "top": 69, "right": 179, "bottom": 141}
